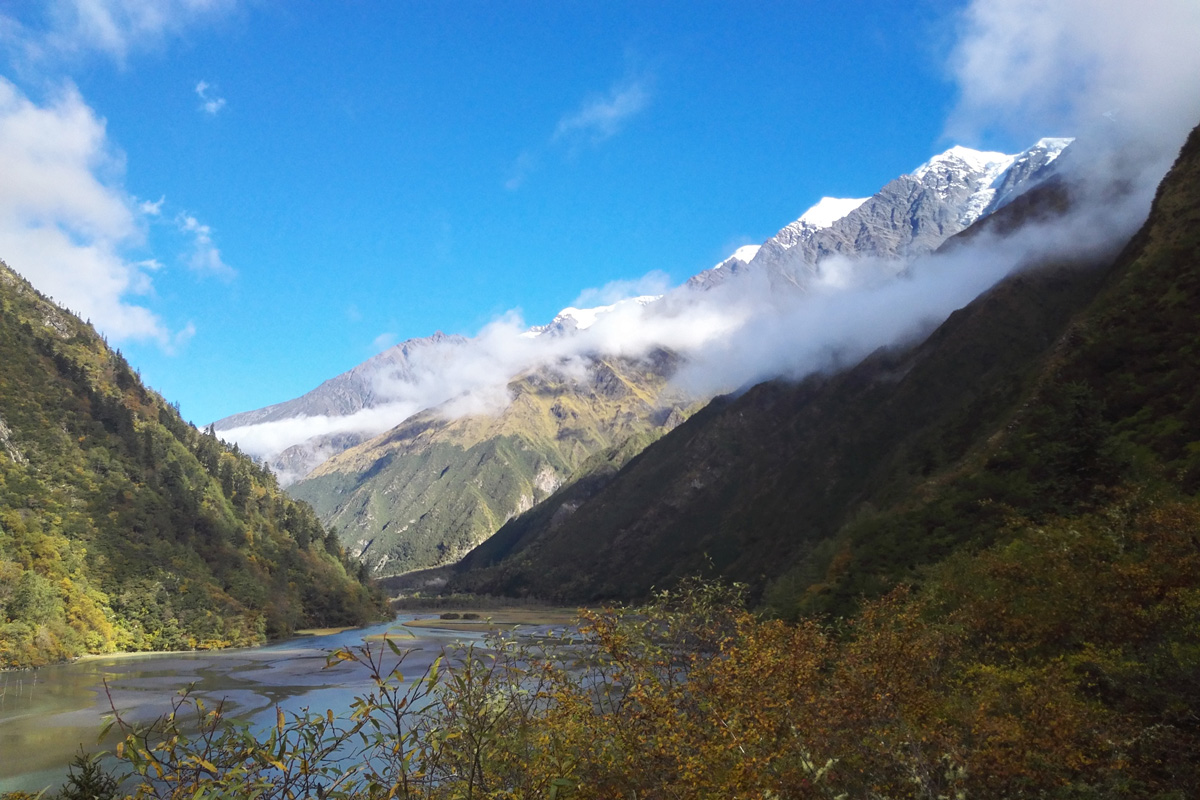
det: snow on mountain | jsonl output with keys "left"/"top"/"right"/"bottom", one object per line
{"left": 686, "top": 245, "right": 761, "bottom": 290}
{"left": 523, "top": 295, "right": 662, "bottom": 338}
{"left": 729, "top": 244, "right": 762, "bottom": 262}
{"left": 911, "top": 145, "right": 1014, "bottom": 181}
{"left": 797, "top": 196, "right": 870, "bottom": 228}
{"left": 912, "top": 146, "right": 1017, "bottom": 227}
{"left": 983, "top": 137, "right": 1073, "bottom": 215}
{"left": 687, "top": 137, "right": 1073, "bottom": 293}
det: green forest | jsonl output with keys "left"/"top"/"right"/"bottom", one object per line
{"left": 0, "top": 262, "right": 385, "bottom": 669}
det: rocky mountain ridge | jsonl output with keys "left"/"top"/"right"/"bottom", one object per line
{"left": 687, "top": 138, "right": 1071, "bottom": 291}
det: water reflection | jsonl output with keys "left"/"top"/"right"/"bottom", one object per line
{"left": 0, "top": 617, "right": 481, "bottom": 795}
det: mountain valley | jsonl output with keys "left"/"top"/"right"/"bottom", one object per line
{"left": 219, "top": 137, "right": 1077, "bottom": 579}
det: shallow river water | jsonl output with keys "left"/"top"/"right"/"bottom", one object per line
{"left": 0, "top": 617, "right": 485, "bottom": 794}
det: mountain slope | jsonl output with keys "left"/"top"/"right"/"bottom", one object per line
{"left": 289, "top": 350, "right": 692, "bottom": 576}
{"left": 0, "top": 262, "right": 384, "bottom": 668}
{"left": 450, "top": 130, "right": 1184, "bottom": 605}
{"left": 688, "top": 138, "right": 1069, "bottom": 291}
{"left": 227, "top": 137, "right": 1073, "bottom": 582}
{"left": 217, "top": 331, "right": 465, "bottom": 429}
{"left": 214, "top": 332, "right": 466, "bottom": 482}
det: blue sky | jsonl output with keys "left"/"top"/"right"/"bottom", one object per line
{"left": 1, "top": 1, "right": 1196, "bottom": 426}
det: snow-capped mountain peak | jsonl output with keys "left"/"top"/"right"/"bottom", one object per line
{"left": 912, "top": 145, "right": 1015, "bottom": 182}
{"left": 1035, "top": 137, "right": 1074, "bottom": 157}
{"left": 523, "top": 295, "right": 662, "bottom": 338}
{"left": 727, "top": 244, "right": 762, "bottom": 264}
{"left": 796, "top": 196, "right": 870, "bottom": 229}
{"left": 686, "top": 136, "right": 1074, "bottom": 295}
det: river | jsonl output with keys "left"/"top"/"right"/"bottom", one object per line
{"left": 0, "top": 617, "right": 488, "bottom": 795}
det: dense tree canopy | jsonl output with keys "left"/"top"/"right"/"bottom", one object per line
{"left": 0, "top": 262, "right": 385, "bottom": 668}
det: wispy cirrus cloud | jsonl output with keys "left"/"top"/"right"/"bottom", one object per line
{"left": 503, "top": 73, "right": 653, "bottom": 190}
{"left": 195, "top": 79, "right": 225, "bottom": 115}
{"left": 504, "top": 150, "right": 537, "bottom": 191}
{"left": 0, "top": 0, "right": 239, "bottom": 67}
{"left": 554, "top": 77, "right": 650, "bottom": 145}
{"left": 176, "top": 212, "right": 233, "bottom": 277}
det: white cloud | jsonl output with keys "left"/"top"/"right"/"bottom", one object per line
{"left": 1, "top": 0, "right": 239, "bottom": 66}
{"left": 175, "top": 212, "right": 233, "bottom": 277}
{"left": 506, "top": 73, "right": 651, "bottom": 188}
{"left": 554, "top": 78, "right": 650, "bottom": 145}
{"left": 671, "top": 186, "right": 1153, "bottom": 399}
{"left": 138, "top": 194, "right": 164, "bottom": 215}
{"left": 572, "top": 271, "right": 672, "bottom": 308}
{"left": 170, "top": 320, "right": 196, "bottom": 353}
{"left": 195, "top": 79, "right": 225, "bottom": 115}
{"left": 0, "top": 76, "right": 178, "bottom": 342}
{"left": 948, "top": 0, "right": 1200, "bottom": 155}
{"left": 372, "top": 332, "right": 397, "bottom": 352}
{"left": 504, "top": 150, "right": 536, "bottom": 191}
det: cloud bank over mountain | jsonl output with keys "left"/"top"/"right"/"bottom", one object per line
{"left": 949, "top": 0, "right": 1200, "bottom": 156}
{"left": 221, "top": 135, "right": 1139, "bottom": 471}
{"left": 219, "top": 1, "right": 1200, "bottom": 477}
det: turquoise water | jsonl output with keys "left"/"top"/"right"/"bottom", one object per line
{"left": 0, "top": 617, "right": 479, "bottom": 795}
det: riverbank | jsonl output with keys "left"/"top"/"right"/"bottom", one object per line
{"left": 3, "top": 624, "right": 385, "bottom": 673}
{"left": 0, "top": 617, "right": 477, "bottom": 796}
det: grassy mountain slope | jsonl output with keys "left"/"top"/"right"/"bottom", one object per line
{"left": 289, "top": 350, "right": 693, "bottom": 576}
{"left": 452, "top": 136, "right": 1197, "bottom": 606}
{"left": 0, "top": 262, "right": 385, "bottom": 668}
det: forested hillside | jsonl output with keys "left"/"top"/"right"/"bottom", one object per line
{"left": 0, "top": 262, "right": 385, "bottom": 668}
